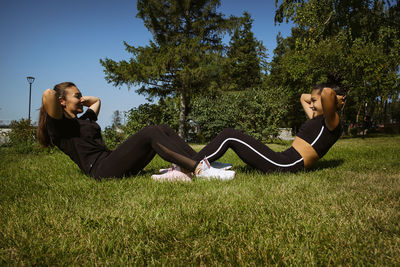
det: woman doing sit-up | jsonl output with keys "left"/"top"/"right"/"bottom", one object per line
{"left": 37, "top": 82, "right": 235, "bottom": 180}
{"left": 188, "top": 84, "right": 346, "bottom": 173}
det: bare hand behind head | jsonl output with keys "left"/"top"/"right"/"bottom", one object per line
{"left": 336, "top": 95, "right": 345, "bottom": 110}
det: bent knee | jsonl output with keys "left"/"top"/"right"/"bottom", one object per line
{"left": 221, "top": 128, "right": 241, "bottom": 136}
{"left": 142, "top": 125, "right": 160, "bottom": 133}
{"left": 158, "top": 124, "right": 174, "bottom": 133}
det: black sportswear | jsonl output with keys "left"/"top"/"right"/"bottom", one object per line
{"left": 47, "top": 111, "right": 198, "bottom": 179}
{"left": 194, "top": 128, "right": 304, "bottom": 173}
{"left": 296, "top": 115, "right": 342, "bottom": 158}
{"left": 46, "top": 109, "right": 109, "bottom": 174}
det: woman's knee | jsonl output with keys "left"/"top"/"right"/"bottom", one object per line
{"left": 138, "top": 125, "right": 163, "bottom": 140}
{"left": 158, "top": 124, "right": 175, "bottom": 134}
{"left": 220, "top": 128, "right": 241, "bottom": 137}
{"left": 143, "top": 125, "right": 160, "bottom": 133}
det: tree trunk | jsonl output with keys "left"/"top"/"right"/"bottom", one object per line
{"left": 356, "top": 103, "right": 363, "bottom": 123}
{"left": 178, "top": 90, "right": 186, "bottom": 139}
{"left": 383, "top": 98, "right": 388, "bottom": 123}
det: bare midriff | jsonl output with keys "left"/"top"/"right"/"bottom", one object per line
{"left": 291, "top": 137, "right": 319, "bottom": 168}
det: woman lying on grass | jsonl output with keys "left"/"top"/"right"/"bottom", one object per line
{"left": 181, "top": 84, "right": 346, "bottom": 173}
{"left": 37, "top": 82, "right": 235, "bottom": 181}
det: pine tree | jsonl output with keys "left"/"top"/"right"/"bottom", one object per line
{"left": 100, "top": 0, "right": 238, "bottom": 137}
{"left": 226, "top": 12, "right": 267, "bottom": 91}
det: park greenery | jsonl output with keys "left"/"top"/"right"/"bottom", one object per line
{"left": 1, "top": 136, "right": 399, "bottom": 265}
{"left": 270, "top": 0, "right": 400, "bottom": 129}
{"left": 3, "top": 0, "right": 400, "bottom": 150}
{"left": 6, "top": 119, "right": 38, "bottom": 153}
{"left": 100, "top": 0, "right": 400, "bottom": 142}
{"left": 2, "top": 1, "right": 400, "bottom": 265}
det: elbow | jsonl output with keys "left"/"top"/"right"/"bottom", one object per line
{"left": 300, "top": 93, "right": 311, "bottom": 104}
{"left": 321, "top": 87, "right": 336, "bottom": 98}
{"left": 43, "top": 88, "right": 52, "bottom": 97}
{"left": 42, "top": 89, "right": 54, "bottom": 102}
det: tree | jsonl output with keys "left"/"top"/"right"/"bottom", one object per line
{"left": 270, "top": 0, "right": 400, "bottom": 127}
{"left": 226, "top": 12, "right": 267, "bottom": 91}
{"left": 100, "top": 0, "right": 238, "bottom": 138}
{"left": 111, "top": 110, "right": 123, "bottom": 129}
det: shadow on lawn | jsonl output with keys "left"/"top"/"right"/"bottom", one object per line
{"left": 307, "top": 159, "right": 344, "bottom": 171}
{"left": 98, "top": 158, "right": 345, "bottom": 180}
{"left": 233, "top": 159, "right": 344, "bottom": 175}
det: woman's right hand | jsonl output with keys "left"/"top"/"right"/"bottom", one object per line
{"left": 300, "top": 93, "right": 313, "bottom": 119}
{"left": 42, "top": 89, "right": 63, "bottom": 119}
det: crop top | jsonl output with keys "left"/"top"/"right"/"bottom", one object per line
{"left": 46, "top": 109, "right": 109, "bottom": 174}
{"left": 296, "top": 115, "right": 342, "bottom": 158}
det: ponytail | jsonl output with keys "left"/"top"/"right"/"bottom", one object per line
{"left": 37, "top": 105, "right": 52, "bottom": 148}
{"left": 37, "top": 81, "right": 76, "bottom": 148}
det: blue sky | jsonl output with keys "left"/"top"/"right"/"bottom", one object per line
{"left": 0, "top": 0, "right": 293, "bottom": 128}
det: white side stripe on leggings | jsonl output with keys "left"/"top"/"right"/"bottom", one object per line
{"left": 205, "top": 138, "right": 303, "bottom": 168}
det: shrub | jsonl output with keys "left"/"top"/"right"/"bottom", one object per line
{"left": 123, "top": 98, "right": 179, "bottom": 137}
{"left": 103, "top": 126, "right": 125, "bottom": 150}
{"left": 238, "top": 87, "right": 289, "bottom": 141}
{"left": 8, "top": 119, "right": 38, "bottom": 153}
{"left": 349, "top": 126, "right": 359, "bottom": 137}
{"left": 189, "top": 93, "right": 239, "bottom": 141}
{"left": 189, "top": 87, "right": 290, "bottom": 142}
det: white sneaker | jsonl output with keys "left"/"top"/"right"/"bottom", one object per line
{"left": 195, "top": 158, "right": 235, "bottom": 180}
{"left": 210, "top": 161, "right": 233, "bottom": 170}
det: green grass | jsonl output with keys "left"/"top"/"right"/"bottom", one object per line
{"left": 1, "top": 136, "right": 400, "bottom": 265}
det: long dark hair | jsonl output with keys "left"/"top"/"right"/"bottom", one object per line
{"left": 37, "top": 82, "right": 76, "bottom": 148}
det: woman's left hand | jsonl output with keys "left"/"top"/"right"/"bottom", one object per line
{"left": 80, "top": 96, "right": 101, "bottom": 116}
{"left": 336, "top": 95, "right": 345, "bottom": 110}
{"left": 80, "top": 96, "right": 92, "bottom": 107}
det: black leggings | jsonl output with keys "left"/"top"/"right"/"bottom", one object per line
{"left": 91, "top": 125, "right": 199, "bottom": 179}
{"left": 193, "top": 128, "right": 304, "bottom": 173}
{"left": 91, "top": 126, "right": 304, "bottom": 179}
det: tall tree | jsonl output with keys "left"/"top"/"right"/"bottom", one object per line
{"left": 226, "top": 12, "right": 267, "bottom": 91}
{"left": 111, "top": 110, "right": 123, "bottom": 129}
{"left": 100, "top": 0, "right": 238, "bottom": 137}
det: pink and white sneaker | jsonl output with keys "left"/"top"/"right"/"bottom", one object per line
{"left": 160, "top": 161, "right": 232, "bottom": 174}
{"left": 159, "top": 164, "right": 178, "bottom": 174}
{"left": 152, "top": 166, "right": 192, "bottom": 182}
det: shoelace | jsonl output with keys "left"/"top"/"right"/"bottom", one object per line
{"left": 194, "top": 162, "right": 203, "bottom": 175}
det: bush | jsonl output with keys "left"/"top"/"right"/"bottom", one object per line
{"left": 8, "top": 119, "right": 38, "bottom": 153}
{"left": 189, "top": 87, "right": 290, "bottom": 142}
{"left": 103, "top": 126, "right": 125, "bottom": 150}
{"left": 238, "top": 87, "right": 289, "bottom": 141}
{"left": 121, "top": 87, "right": 290, "bottom": 143}
{"left": 349, "top": 127, "right": 359, "bottom": 137}
{"left": 189, "top": 93, "right": 239, "bottom": 142}
{"left": 123, "top": 98, "right": 179, "bottom": 137}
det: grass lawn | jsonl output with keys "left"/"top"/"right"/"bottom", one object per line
{"left": 1, "top": 135, "right": 399, "bottom": 265}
